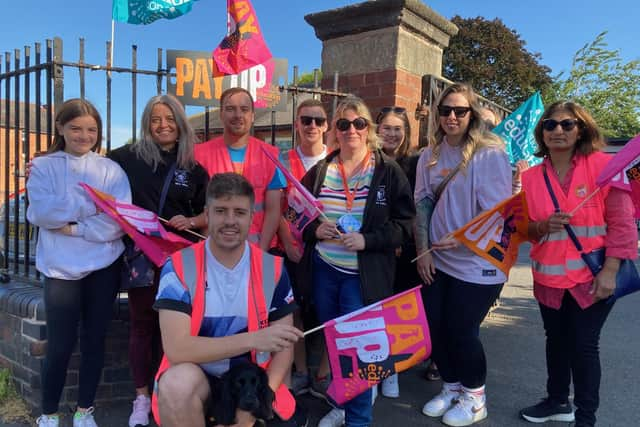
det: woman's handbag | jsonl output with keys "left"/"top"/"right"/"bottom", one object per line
{"left": 121, "top": 163, "right": 176, "bottom": 290}
{"left": 542, "top": 167, "right": 640, "bottom": 302}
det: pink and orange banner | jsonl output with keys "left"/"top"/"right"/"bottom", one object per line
{"left": 80, "top": 183, "right": 192, "bottom": 267}
{"left": 213, "top": 0, "right": 272, "bottom": 76}
{"left": 596, "top": 134, "right": 640, "bottom": 218}
{"left": 323, "top": 287, "right": 430, "bottom": 405}
{"left": 453, "top": 192, "right": 529, "bottom": 275}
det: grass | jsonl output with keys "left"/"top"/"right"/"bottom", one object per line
{"left": 0, "top": 367, "right": 32, "bottom": 424}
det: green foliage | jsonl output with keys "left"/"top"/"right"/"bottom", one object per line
{"left": 0, "top": 368, "right": 16, "bottom": 402}
{"left": 545, "top": 32, "right": 640, "bottom": 138}
{"left": 443, "top": 16, "right": 552, "bottom": 110}
{"left": 296, "top": 70, "right": 322, "bottom": 86}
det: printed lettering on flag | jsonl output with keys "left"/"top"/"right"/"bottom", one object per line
{"left": 80, "top": 183, "right": 192, "bottom": 266}
{"left": 323, "top": 287, "right": 430, "bottom": 405}
{"left": 453, "top": 192, "right": 529, "bottom": 275}
{"left": 492, "top": 92, "right": 544, "bottom": 167}
{"left": 213, "top": 0, "right": 272, "bottom": 76}
{"left": 112, "top": 0, "right": 198, "bottom": 25}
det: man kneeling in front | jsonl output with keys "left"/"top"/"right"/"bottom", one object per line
{"left": 151, "top": 173, "right": 304, "bottom": 427}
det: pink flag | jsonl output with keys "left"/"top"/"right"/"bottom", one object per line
{"left": 323, "top": 287, "right": 431, "bottom": 405}
{"left": 212, "top": 0, "right": 272, "bottom": 76}
{"left": 260, "top": 146, "right": 323, "bottom": 243}
{"left": 595, "top": 134, "right": 640, "bottom": 218}
{"left": 80, "top": 183, "right": 193, "bottom": 267}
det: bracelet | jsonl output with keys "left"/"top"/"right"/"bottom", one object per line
{"left": 535, "top": 221, "right": 546, "bottom": 236}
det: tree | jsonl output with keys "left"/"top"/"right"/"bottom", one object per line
{"left": 296, "top": 70, "right": 322, "bottom": 87}
{"left": 546, "top": 32, "right": 640, "bottom": 138}
{"left": 443, "top": 16, "right": 552, "bottom": 110}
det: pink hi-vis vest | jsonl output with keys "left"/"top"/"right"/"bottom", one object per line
{"left": 195, "top": 136, "right": 280, "bottom": 246}
{"left": 151, "top": 241, "right": 296, "bottom": 424}
{"left": 522, "top": 152, "right": 611, "bottom": 288}
{"left": 281, "top": 149, "right": 307, "bottom": 183}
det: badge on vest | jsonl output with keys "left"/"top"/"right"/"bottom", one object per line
{"left": 376, "top": 185, "right": 387, "bottom": 206}
{"left": 256, "top": 351, "right": 270, "bottom": 365}
{"left": 575, "top": 184, "right": 588, "bottom": 198}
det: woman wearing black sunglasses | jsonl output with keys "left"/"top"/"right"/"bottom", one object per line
{"left": 415, "top": 83, "right": 511, "bottom": 426}
{"left": 518, "top": 101, "right": 636, "bottom": 427}
{"left": 297, "top": 97, "right": 415, "bottom": 427}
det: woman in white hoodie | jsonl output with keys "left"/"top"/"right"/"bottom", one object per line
{"left": 27, "top": 99, "right": 131, "bottom": 427}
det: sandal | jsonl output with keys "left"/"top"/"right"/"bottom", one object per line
{"left": 424, "top": 362, "right": 441, "bottom": 381}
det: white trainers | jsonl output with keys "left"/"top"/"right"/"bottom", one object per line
{"left": 422, "top": 382, "right": 462, "bottom": 417}
{"left": 318, "top": 408, "right": 345, "bottom": 427}
{"left": 36, "top": 414, "right": 59, "bottom": 427}
{"left": 128, "top": 394, "right": 151, "bottom": 427}
{"left": 442, "top": 389, "right": 487, "bottom": 426}
{"left": 73, "top": 407, "right": 98, "bottom": 427}
{"left": 381, "top": 373, "right": 399, "bottom": 398}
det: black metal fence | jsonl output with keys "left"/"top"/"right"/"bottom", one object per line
{"left": 0, "top": 37, "right": 347, "bottom": 281}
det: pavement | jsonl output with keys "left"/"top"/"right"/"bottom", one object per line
{"left": 3, "top": 243, "right": 640, "bottom": 427}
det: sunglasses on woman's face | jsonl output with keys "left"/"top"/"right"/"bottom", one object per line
{"left": 438, "top": 105, "right": 471, "bottom": 118}
{"left": 542, "top": 118, "right": 579, "bottom": 132}
{"left": 299, "top": 116, "right": 327, "bottom": 126}
{"left": 336, "top": 117, "right": 368, "bottom": 131}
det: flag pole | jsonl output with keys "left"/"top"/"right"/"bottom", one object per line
{"left": 109, "top": 19, "right": 115, "bottom": 77}
{"left": 411, "top": 247, "right": 434, "bottom": 263}
{"left": 158, "top": 217, "right": 207, "bottom": 240}
{"left": 569, "top": 187, "right": 601, "bottom": 216}
{"left": 303, "top": 323, "right": 326, "bottom": 337}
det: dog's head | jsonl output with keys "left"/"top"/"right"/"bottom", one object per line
{"left": 213, "top": 363, "right": 275, "bottom": 425}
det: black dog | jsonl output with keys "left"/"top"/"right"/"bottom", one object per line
{"left": 211, "top": 363, "right": 275, "bottom": 426}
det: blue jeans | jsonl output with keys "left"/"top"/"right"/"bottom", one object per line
{"left": 312, "top": 252, "right": 372, "bottom": 427}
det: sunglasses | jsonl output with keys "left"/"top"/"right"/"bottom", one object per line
{"left": 376, "top": 106, "right": 407, "bottom": 123}
{"left": 336, "top": 117, "right": 368, "bottom": 132}
{"left": 438, "top": 105, "right": 471, "bottom": 118}
{"left": 542, "top": 118, "right": 579, "bottom": 132}
{"left": 299, "top": 115, "right": 327, "bottom": 126}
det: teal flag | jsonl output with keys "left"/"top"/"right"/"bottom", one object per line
{"left": 492, "top": 92, "right": 544, "bottom": 166}
{"left": 112, "top": 0, "right": 197, "bottom": 25}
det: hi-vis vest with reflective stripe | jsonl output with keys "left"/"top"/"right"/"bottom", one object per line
{"left": 194, "top": 136, "right": 279, "bottom": 245}
{"left": 151, "top": 241, "right": 296, "bottom": 424}
{"left": 522, "top": 152, "right": 611, "bottom": 288}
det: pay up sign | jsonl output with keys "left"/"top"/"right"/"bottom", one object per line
{"left": 167, "top": 50, "right": 288, "bottom": 111}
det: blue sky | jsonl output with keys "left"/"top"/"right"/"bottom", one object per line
{"left": 1, "top": 0, "right": 637, "bottom": 146}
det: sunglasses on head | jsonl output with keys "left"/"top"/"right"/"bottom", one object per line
{"left": 376, "top": 106, "right": 407, "bottom": 123}
{"left": 438, "top": 105, "right": 471, "bottom": 118}
{"left": 299, "top": 115, "right": 327, "bottom": 126}
{"left": 542, "top": 118, "right": 579, "bottom": 132}
{"left": 336, "top": 117, "right": 368, "bottom": 131}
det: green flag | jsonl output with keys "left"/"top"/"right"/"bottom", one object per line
{"left": 112, "top": 0, "right": 197, "bottom": 25}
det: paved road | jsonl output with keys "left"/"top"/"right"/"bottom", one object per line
{"left": 3, "top": 244, "right": 639, "bottom": 426}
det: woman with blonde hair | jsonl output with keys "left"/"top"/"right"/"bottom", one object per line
{"left": 298, "top": 97, "right": 415, "bottom": 427}
{"left": 415, "top": 83, "right": 511, "bottom": 426}
{"left": 108, "top": 94, "right": 209, "bottom": 427}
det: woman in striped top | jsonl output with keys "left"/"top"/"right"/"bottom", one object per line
{"left": 298, "top": 97, "right": 415, "bottom": 427}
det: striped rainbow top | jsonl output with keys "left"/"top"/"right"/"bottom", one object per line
{"left": 316, "top": 153, "right": 375, "bottom": 273}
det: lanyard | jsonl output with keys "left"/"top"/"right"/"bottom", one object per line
{"left": 337, "top": 152, "right": 370, "bottom": 212}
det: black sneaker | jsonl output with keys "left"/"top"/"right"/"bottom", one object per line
{"left": 520, "top": 398, "right": 575, "bottom": 423}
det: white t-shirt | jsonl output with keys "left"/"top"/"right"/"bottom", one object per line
{"left": 297, "top": 145, "right": 327, "bottom": 171}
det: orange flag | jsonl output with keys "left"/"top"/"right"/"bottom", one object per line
{"left": 453, "top": 192, "right": 529, "bottom": 275}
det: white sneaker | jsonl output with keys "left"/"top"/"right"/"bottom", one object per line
{"left": 442, "top": 389, "right": 487, "bottom": 426}
{"left": 129, "top": 394, "right": 151, "bottom": 427}
{"left": 36, "top": 414, "right": 59, "bottom": 427}
{"left": 318, "top": 408, "right": 345, "bottom": 427}
{"left": 422, "top": 382, "right": 462, "bottom": 417}
{"left": 381, "top": 374, "right": 399, "bottom": 398}
{"left": 73, "top": 407, "right": 98, "bottom": 427}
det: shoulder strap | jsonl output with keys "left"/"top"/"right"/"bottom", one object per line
{"left": 434, "top": 163, "right": 461, "bottom": 203}
{"left": 542, "top": 166, "right": 585, "bottom": 252}
{"left": 158, "top": 162, "right": 177, "bottom": 216}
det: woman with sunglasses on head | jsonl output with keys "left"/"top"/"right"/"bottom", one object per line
{"left": 518, "top": 102, "right": 636, "bottom": 427}
{"left": 297, "top": 97, "right": 415, "bottom": 427}
{"left": 415, "top": 83, "right": 511, "bottom": 426}
{"left": 108, "top": 94, "right": 209, "bottom": 427}
{"left": 375, "top": 106, "right": 422, "bottom": 398}
{"left": 28, "top": 99, "right": 131, "bottom": 427}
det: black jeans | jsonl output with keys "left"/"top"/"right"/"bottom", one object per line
{"left": 539, "top": 292, "right": 614, "bottom": 427}
{"left": 422, "top": 269, "right": 503, "bottom": 389}
{"left": 41, "top": 258, "right": 122, "bottom": 414}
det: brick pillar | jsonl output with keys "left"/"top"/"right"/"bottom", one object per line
{"left": 305, "top": 0, "right": 457, "bottom": 148}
